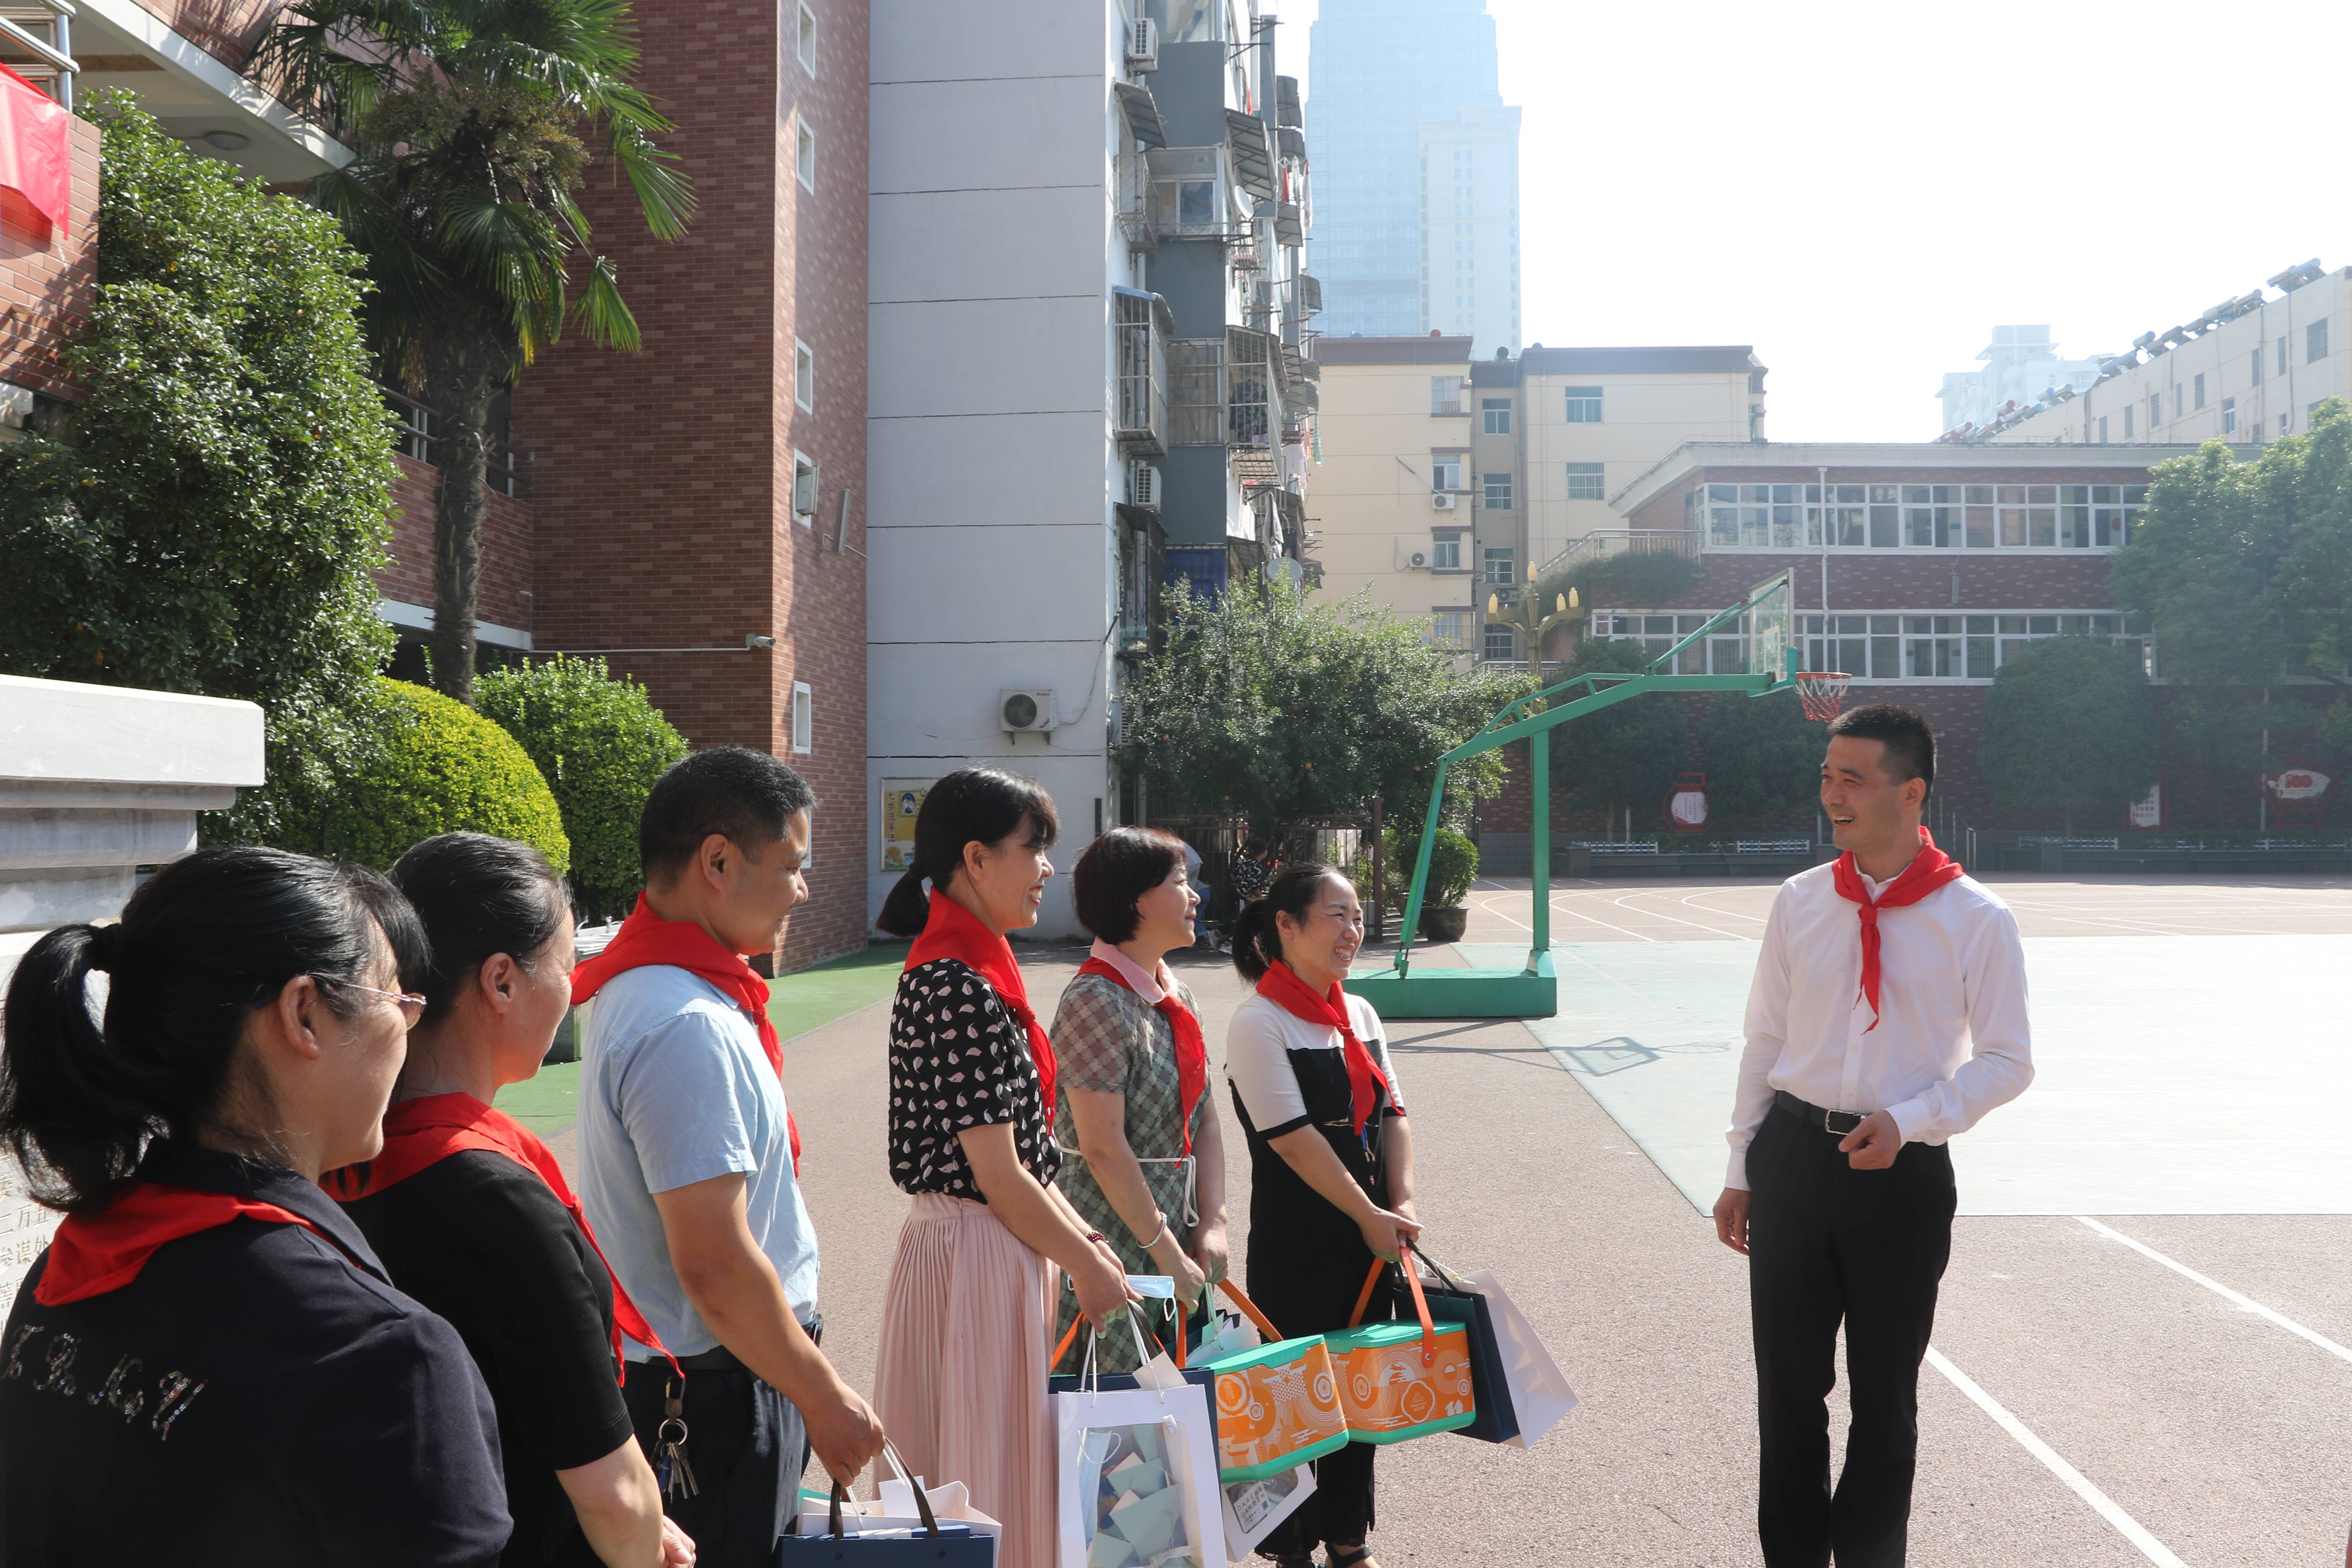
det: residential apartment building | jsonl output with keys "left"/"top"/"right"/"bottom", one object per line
{"left": 867, "top": 0, "right": 1315, "bottom": 937}
{"left": 1936, "top": 325, "right": 2106, "bottom": 436}
{"left": 1980, "top": 261, "right": 2349, "bottom": 448}
{"left": 1306, "top": 0, "right": 1518, "bottom": 354}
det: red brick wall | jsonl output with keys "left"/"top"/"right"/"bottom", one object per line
{"left": 513, "top": 0, "right": 869, "bottom": 971}
{"left": 377, "top": 455, "right": 537, "bottom": 634}
{"left": 0, "top": 114, "right": 98, "bottom": 401}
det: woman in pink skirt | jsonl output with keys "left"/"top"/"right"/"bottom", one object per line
{"left": 872, "top": 769, "right": 1139, "bottom": 1567}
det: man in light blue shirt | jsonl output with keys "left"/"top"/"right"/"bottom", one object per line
{"left": 576, "top": 747, "right": 883, "bottom": 1567}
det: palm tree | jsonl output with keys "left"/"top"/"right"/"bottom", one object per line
{"left": 251, "top": 0, "right": 694, "bottom": 701}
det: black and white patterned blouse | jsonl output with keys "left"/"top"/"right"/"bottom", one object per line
{"left": 887, "top": 958, "right": 1062, "bottom": 1200}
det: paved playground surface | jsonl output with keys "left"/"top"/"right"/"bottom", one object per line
{"left": 545, "top": 875, "right": 2352, "bottom": 1565}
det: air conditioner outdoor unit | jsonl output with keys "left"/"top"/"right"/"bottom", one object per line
{"left": 1126, "top": 16, "right": 1158, "bottom": 70}
{"left": 1000, "top": 689, "right": 1056, "bottom": 734}
{"left": 1431, "top": 492, "right": 1458, "bottom": 511}
{"left": 1129, "top": 461, "right": 1161, "bottom": 509}
{"left": 1407, "top": 550, "right": 1430, "bottom": 569}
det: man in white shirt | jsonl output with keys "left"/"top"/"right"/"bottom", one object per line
{"left": 1712, "top": 704, "right": 2032, "bottom": 1568}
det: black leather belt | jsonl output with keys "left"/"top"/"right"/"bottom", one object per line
{"left": 1774, "top": 1090, "right": 1866, "bottom": 1137}
{"left": 639, "top": 1314, "right": 823, "bottom": 1375}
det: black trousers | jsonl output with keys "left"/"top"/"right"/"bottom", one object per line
{"left": 1747, "top": 1107, "right": 1956, "bottom": 1568}
{"left": 624, "top": 1319, "right": 820, "bottom": 1568}
{"left": 1253, "top": 1261, "right": 1392, "bottom": 1558}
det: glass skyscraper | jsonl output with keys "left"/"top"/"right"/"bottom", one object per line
{"left": 1307, "top": 0, "right": 1519, "bottom": 353}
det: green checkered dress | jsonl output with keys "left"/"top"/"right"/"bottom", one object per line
{"left": 1048, "top": 970, "right": 1205, "bottom": 1373}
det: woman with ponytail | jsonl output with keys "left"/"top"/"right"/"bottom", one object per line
{"left": 0, "top": 846, "right": 509, "bottom": 1567}
{"left": 1225, "top": 864, "right": 1420, "bottom": 1568}
{"left": 872, "top": 769, "right": 1138, "bottom": 1568}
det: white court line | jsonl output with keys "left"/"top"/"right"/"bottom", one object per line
{"left": 1603, "top": 890, "right": 1752, "bottom": 939}
{"left": 1924, "top": 1347, "right": 2189, "bottom": 1568}
{"left": 2075, "top": 1216, "right": 2352, "bottom": 1368}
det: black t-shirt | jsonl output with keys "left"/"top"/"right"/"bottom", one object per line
{"left": 888, "top": 958, "right": 1062, "bottom": 1199}
{"left": 0, "top": 1141, "right": 509, "bottom": 1567}
{"left": 343, "top": 1150, "right": 638, "bottom": 1568}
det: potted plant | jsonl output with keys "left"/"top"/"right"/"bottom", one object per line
{"left": 1395, "top": 827, "right": 1479, "bottom": 943}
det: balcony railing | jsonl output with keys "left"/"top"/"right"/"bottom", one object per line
{"left": 0, "top": 2, "right": 77, "bottom": 108}
{"left": 1168, "top": 327, "right": 1284, "bottom": 457}
{"left": 1537, "top": 529, "right": 1700, "bottom": 580}
{"left": 1114, "top": 290, "right": 1170, "bottom": 456}
{"left": 384, "top": 388, "right": 530, "bottom": 498}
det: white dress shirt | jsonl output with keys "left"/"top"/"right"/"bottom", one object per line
{"left": 1725, "top": 858, "right": 2033, "bottom": 1191}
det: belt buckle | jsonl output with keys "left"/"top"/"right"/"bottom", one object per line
{"left": 1822, "top": 1107, "right": 1862, "bottom": 1137}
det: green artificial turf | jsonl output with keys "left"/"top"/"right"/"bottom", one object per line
{"left": 490, "top": 944, "right": 905, "bottom": 1135}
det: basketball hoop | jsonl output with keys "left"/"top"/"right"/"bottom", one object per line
{"left": 1793, "top": 671, "right": 1852, "bottom": 723}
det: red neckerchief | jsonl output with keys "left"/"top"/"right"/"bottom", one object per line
{"left": 327, "top": 1093, "right": 679, "bottom": 1385}
{"left": 905, "top": 889, "right": 1057, "bottom": 1115}
{"left": 1831, "top": 828, "right": 1967, "bottom": 1033}
{"left": 1254, "top": 959, "right": 1385, "bottom": 1136}
{"left": 1076, "top": 955, "right": 1208, "bottom": 1157}
{"left": 572, "top": 892, "right": 798, "bottom": 1173}
{"left": 35, "top": 1184, "right": 346, "bottom": 1305}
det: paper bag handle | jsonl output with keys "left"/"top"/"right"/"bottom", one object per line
{"left": 1214, "top": 1277, "right": 1284, "bottom": 1344}
{"left": 1346, "top": 1257, "right": 1438, "bottom": 1365}
{"left": 825, "top": 1440, "right": 940, "bottom": 1538}
{"left": 1050, "top": 1307, "right": 1177, "bottom": 1380}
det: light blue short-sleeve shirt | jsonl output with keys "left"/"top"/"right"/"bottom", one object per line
{"left": 577, "top": 965, "right": 820, "bottom": 1357}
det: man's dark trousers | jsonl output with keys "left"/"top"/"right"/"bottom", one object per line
{"left": 1747, "top": 1106, "right": 1957, "bottom": 1568}
{"left": 624, "top": 1317, "right": 821, "bottom": 1568}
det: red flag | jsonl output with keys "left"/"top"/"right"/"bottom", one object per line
{"left": 0, "top": 61, "right": 70, "bottom": 235}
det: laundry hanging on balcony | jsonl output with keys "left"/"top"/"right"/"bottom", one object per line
{"left": 0, "top": 61, "right": 69, "bottom": 236}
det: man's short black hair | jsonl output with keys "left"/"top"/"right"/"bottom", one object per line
{"left": 639, "top": 747, "right": 815, "bottom": 885}
{"left": 1827, "top": 703, "right": 1935, "bottom": 798}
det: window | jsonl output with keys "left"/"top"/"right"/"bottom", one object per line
{"left": 794, "top": 339, "right": 814, "bottom": 411}
{"left": 796, "top": 120, "right": 815, "bottom": 190}
{"left": 792, "top": 451, "right": 819, "bottom": 521}
{"left": 2221, "top": 397, "right": 2236, "bottom": 434}
{"left": 2174, "top": 384, "right": 2184, "bottom": 419}
{"left": 2310, "top": 320, "right": 2331, "bottom": 363}
{"left": 2252, "top": 421, "right": 2264, "bottom": 444}
{"left": 2282, "top": 408, "right": 2293, "bottom": 433}
{"left": 796, "top": 2, "right": 817, "bottom": 73}
{"left": 1430, "top": 376, "right": 1465, "bottom": 416}
{"left": 2098, "top": 415, "right": 2109, "bottom": 443}
{"left": 1482, "top": 623, "right": 1518, "bottom": 663}
{"left": 1565, "top": 462, "right": 1605, "bottom": 500}
{"left": 1482, "top": 470, "right": 1512, "bottom": 510}
{"left": 1428, "top": 611, "right": 1466, "bottom": 647}
{"left": 1563, "top": 386, "right": 1602, "bottom": 422}
{"left": 2151, "top": 392, "right": 2163, "bottom": 429}
{"left": 1481, "top": 397, "right": 1512, "bottom": 434}
{"left": 2280, "top": 336, "right": 2291, "bottom": 377}
{"left": 1175, "top": 178, "right": 1216, "bottom": 227}
{"left": 790, "top": 682, "right": 813, "bottom": 753}
{"left": 1481, "top": 547, "right": 1515, "bottom": 584}
{"left": 1430, "top": 453, "right": 1464, "bottom": 490}
{"left": 2192, "top": 373, "right": 2205, "bottom": 411}
{"left": 2251, "top": 344, "right": 2264, "bottom": 384}
{"left": 1430, "top": 532, "right": 1464, "bottom": 571}
{"left": 2123, "top": 404, "right": 2133, "bottom": 439}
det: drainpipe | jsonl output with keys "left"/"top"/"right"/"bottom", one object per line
{"left": 1816, "top": 463, "right": 1830, "bottom": 660}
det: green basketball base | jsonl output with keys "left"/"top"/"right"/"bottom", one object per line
{"left": 1345, "top": 949, "right": 1558, "bottom": 1020}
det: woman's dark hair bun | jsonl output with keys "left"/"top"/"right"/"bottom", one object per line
{"left": 875, "top": 767, "right": 1059, "bottom": 937}
{"left": 84, "top": 923, "right": 124, "bottom": 974}
{"left": 1230, "top": 862, "right": 1351, "bottom": 983}
{"left": 390, "top": 833, "right": 570, "bottom": 1028}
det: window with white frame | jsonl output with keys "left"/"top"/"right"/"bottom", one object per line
{"left": 792, "top": 452, "right": 819, "bottom": 521}
{"left": 1430, "top": 376, "right": 1465, "bottom": 416}
{"left": 2193, "top": 373, "right": 2206, "bottom": 411}
{"left": 2311, "top": 320, "right": 2331, "bottom": 363}
{"left": 796, "top": 2, "right": 817, "bottom": 74}
{"left": 791, "top": 682, "right": 813, "bottom": 753}
{"left": 1481, "top": 396, "right": 1511, "bottom": 434}
{"left": 1482, "top": 470, "right": 1512, "bottom": 510}
{"left": 1428, "top": 611, "right": 1466, "bottom": 647}
{"left": 794, "top": 339, "right": 814, "bottom": 411}
{"left": 2098, "top": 416, "right": 2109, "bottom": 443}
{"left": 2150, "top": 392, "right": 2162, "bottom": 429}
{"left": 1430, "top": 453, "right": 1464, "bottom": 491}
{"left": 796, "top": 120, "right": 816, "bottom": 191}
{"left": 1482, "top": 622, "right": 1518, "bottom": 663}
{"left": 1430, "top": 531, "right": 1464, "bottom": 571}
{"left": 2251, "top": 344, "right": 2264, "bottom": 383}
{"left": 2123, "top": 403, "right": 2134, "bottom": 438}
{"left": 1565, "top": 462, "right": 1605, "bottom": 500}
{"left": 1481, "top": 547, "right": 1515, "bottom": 584}
{"left": 1563, "top": 385, "right": 1602, "bottom": 423}
{"left": 1687, "top": 481, "right": 2145, "bottom": 550}
{"left": 2221, "top": 396, "right": 2236, "bottom": 434}
{"left": 1591, "top": 607, "right": 2144, "bottom": 682}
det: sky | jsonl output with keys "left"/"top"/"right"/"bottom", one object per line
{"left": 1283, "top": 0, "right": 2352, "bottom": 442}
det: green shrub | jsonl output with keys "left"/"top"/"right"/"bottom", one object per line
{"left": 1388, "top": 826, "right": 1479, "bottom": 907}
{"left": 478, "top": 655, "right": 686, "bottom": 918}
{"left": 290, "top": 678, "right": 570, "bottom": 873}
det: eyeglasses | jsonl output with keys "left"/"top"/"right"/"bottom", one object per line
{"left": 333, "top": 980, "right": 429, "bottom": 1027}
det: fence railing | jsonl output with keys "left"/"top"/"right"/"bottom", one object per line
{"left": 1537, "top": 529, "right": 1700, "bottom": 581}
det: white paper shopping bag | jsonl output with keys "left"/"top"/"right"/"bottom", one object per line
{"left": 1458, "top": 1268, "right": 1579, "bottom": 1449}
{"left": 1053, "top": 1327, "right": 1221, "bottom": 1568}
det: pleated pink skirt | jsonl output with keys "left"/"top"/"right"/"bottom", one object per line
{"left": 873, "top": 1193, "right": 1059, "bottom": 1568}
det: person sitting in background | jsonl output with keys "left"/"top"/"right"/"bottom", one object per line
{"left": 0, "top": 847, "right": 508, "bottom": 1566}
{"left": 573, "top": 748, "right": 884, "bottom": 1568}
{"left": 1049, "top": 827, "right": 1229, "bottom": 1372}
{"left": 333, "top": 833, "right": 694, "bottom": 1568}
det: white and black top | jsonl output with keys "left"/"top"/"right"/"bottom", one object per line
{"left": 887, "top": 959, "right": 1062, "bottom": 1200}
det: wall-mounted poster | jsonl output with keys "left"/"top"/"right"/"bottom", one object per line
{"left": 881, "top": 779, "right": 933, "bottom": 872}
{"left": 2124, "top": 775, "right": 2167, "bottom": 831}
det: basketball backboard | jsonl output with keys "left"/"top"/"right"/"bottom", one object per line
{"left": 1747, "top": 570, "right": 1794, "bottom": 686}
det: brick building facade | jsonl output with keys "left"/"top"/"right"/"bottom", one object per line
{"left": 0, "top": 110, "right": 96, "bottom": 419}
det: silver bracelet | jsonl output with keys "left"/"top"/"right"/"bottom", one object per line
{"left": 1139, "top": 1218, "right": 1170, "bottom": 1252}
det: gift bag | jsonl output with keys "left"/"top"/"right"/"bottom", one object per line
{"left": 778, "top": 1442, "right": 995, "bottom": 1565}
{"left": 1323, "top": 1259, "right": 1476, "bottom": 1446}
{"left": 1054, "top": 1320, "right": 1222, "bottom": 1568}
{"left": 1419, "top": 1255, "right": 1579, "bottom": 1450}
{"left": 1409, "top": 1249, "right": 1517, "bottom": 1445}
{"left": 1196, "top": 1282, "right": 1348, "bottom": 1483}
{"left": 1219, "top": 1464, "right": 1315, "bottom": 1563}
{"left": 794, "top": 1443, "right": 1003, "bottom": 1544}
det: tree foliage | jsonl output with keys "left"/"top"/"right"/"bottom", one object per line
{"left": 0, "top": 96, "right": 398, "bottom": 843}
{"left": 478, "top": 655, "right": 686, "bottom": 918}
{"left": 252, "top": 0, "right": 695, "bottom": 701}
{"left": 1118, "top": 584, "right": 1528, "bottom": 841}
{"left": 1386, "top": 826, "right": 1479, "bottom": 907}
{"left": 1544, "top": 638, "right": 1688, "bottom": 820}
{"left": 1980, "top": 636, "right": 2159, "bottom": 830}
{"left": 1696, "top": 687, "right": 1826, "bottom": 824}
{"left": 285, "top": 678, "right": 571, "bottom": 872}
